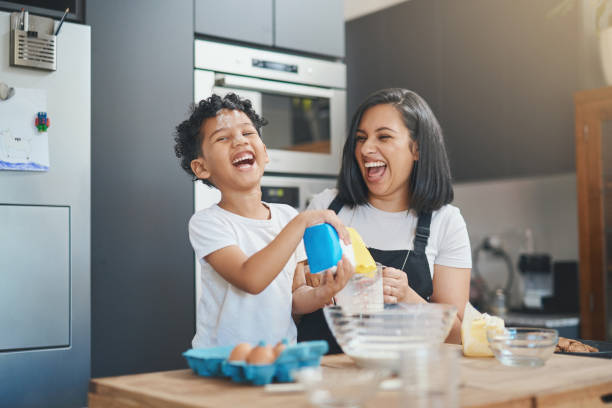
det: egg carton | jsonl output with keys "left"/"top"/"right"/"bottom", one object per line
{"left": 183, "top": 340, "right": 328, "bottom": 386}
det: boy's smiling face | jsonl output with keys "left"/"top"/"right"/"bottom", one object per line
{"left": 190, "top": 109, "right": 269, "bottom": 191}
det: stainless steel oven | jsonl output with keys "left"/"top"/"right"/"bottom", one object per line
{"left": 194, "top": 39, "right": 346, "bottom": 176}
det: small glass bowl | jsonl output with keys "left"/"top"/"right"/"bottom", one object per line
{"left": 292, "top": 366, "right": 388, "bottom": 408}
{"left": 487, "top": 327, "right": 558, "bottom": 367}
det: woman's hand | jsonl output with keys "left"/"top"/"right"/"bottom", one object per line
{"left": 317, "top": 256, "right": 354, "bottom": 299}
{"left": 382, "top": 266, "right": 411, "bottom": 303}
{"left": 303, "top": 257, "right": 355, "bottom": 293}
{"left": 296, "top": 256, "right": 355, "bottom": 312}
{"left": 304, "top": 265, "right": 321, "bottom": 288}
{"left": 297, "top": 210, "right": 350, "bottom": 245}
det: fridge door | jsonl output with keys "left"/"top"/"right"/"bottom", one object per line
{"left": 0, "top": 12, "right": 91, "bottom": 408}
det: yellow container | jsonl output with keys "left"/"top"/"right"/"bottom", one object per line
{"left": 347, "top": 228, "right": 377, "bottom": 277}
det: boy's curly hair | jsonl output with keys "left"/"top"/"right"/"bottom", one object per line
{"left": 174, "top": 93, "right": 268, "bottom": 185}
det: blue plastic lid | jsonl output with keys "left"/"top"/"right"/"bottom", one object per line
{"left": 304, "top": 223, "right": 342, "bottom": 274}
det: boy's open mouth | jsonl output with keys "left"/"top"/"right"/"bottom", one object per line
{"left": 364, "top": 160, "right": 386, "bottom": 181}
{"left": 232, "top": 152, "right": 255, "bottom": 169}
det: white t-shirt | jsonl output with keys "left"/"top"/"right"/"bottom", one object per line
{"left": 307, "top": 189, "right": 472, "bottom": 276}
{"left": 189, "top": 203, "right": 306, "bottom": 348}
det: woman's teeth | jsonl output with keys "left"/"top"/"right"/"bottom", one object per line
{"left": 365, "top": 161, "right": 386, "bottom": 179}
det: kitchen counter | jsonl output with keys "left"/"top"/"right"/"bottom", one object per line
{"left": 504, "top": 313, "right": 581, "bottom": 339}
{"left": 89, "top": 350, "right": 612, "bottom": 407}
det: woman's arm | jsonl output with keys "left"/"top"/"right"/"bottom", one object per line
{"left": 383, "top": 264, "right": 470, "bottom": 344}
{"left": 205, "top": 210, "right": 349, "bottom": 294}
{"left": 430, "top": 265, "right": 471, "bottom": 344}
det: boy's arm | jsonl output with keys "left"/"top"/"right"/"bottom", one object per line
{"left": 292, "top": 261, "right": 308, "bottom": 292}
{"left": 205, "top": 210, "right": 349, "bottom": 295}
{"left": 292, "top": 257, "right": 354, "bottom": 315}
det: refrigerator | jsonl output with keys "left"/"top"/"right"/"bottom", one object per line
{"left": 0, "top": 11, "right": 91, "bottom": 408}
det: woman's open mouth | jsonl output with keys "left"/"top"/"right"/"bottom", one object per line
{"left": 232, "top": 152, "right": 255, "bottom": 170}
{"left": 364, "top": 161, "right": 386, "bottom": 181}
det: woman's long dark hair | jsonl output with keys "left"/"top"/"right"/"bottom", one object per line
{"left": 337, "top": 88, "right": 453, "bottom": 214}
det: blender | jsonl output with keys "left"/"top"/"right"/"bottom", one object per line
{"left": 518, "top": 253, "right": 553, "bottom": 310}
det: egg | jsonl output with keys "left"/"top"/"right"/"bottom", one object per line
{"left": 273, "top": 339, "right": 288, "bottom": 358}
{"left": 228, "top": 342, "right": 253, "bottom": 361}
{"left": 246, "top": 341, "right": 276, "bottom": 365}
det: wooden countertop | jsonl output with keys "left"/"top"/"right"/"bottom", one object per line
{"left": 89, "top": 351, "right": 612, "bottom": 408}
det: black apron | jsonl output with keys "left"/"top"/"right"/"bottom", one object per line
{"left": 297, "top": 196, "right": 434, "bottom": 354}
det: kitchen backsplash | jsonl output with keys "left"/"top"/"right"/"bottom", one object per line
{"left": 454, "top": 172, "right": 578, "bottom": 307}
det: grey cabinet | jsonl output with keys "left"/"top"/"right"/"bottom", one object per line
{"left": 87, "top": 0, "right": 195, "bottom": 378}
{"left": 275, "top": 0, "right": 344, "bottom": 57}
{"left": 195, "top": 0, "right": 345, "bottom": 57}
{"left": 345, "top": 0, "right": 580, "bottom": 181}
{"left": 195, "top": 0, "right": 273, "bottom": 46}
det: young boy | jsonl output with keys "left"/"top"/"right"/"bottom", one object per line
{"left": 174, "top": 93, "right": 353, "bottom": 348}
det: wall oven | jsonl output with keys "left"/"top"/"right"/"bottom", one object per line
{"left": 194, "top": 39, "right": 346, "bottom": 176}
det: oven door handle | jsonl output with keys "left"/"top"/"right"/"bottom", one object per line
{"left": 214, "top": 74, "right": 334, "bottom": 99}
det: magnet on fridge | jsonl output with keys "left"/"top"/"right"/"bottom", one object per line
{"left": 0, "top": 82, "right": 15, "bottom": 100}
{"left": 35, "top": 111, "right": 50, "bottom": 132}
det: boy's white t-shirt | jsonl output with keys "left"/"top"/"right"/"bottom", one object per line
{"left": 307, "top": 189, "right": 472, "bottom": 276}
{"left": 189, "top": 203, "right": 306, "bottom": 349}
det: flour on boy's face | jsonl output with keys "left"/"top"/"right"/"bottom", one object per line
{"left": 215, "top": 109, "right": 241, "bottom": 129}
{"left": 197, "top": 109, "right": 269, "bottom": 191}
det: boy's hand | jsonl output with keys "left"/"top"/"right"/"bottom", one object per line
{"left": 317, "top": 256, "right": 354, "bottom": 299}
{"left": 299, "top": 210, "right": 350, "bottom": 245}
{"left": 305, "top": 268, "right": 322, "bottom": 288}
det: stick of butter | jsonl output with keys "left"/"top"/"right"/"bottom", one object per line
{"left": 461, "top": 302, "right": 505, "bottom": 357}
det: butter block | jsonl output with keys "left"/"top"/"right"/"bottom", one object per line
{"left": 346, "top": 227, "right": 377, "bottom": 277}
{"left": 461, "top": 302, "right": 505, "bottom": 357}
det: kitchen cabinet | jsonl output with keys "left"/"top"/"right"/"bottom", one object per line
{"left": 194, "top": 0, "right": 344, "bottom": 58}
{"left": 275, "top": 0, "right": 344, "bottom": 57}
{"left": 194, "top": 0, "right": 273, "bottom": 46}
{"left": 574, "top": 87, "right": 612, "bottom": 341}
{"left": 87, "top": 0, "right": 195, "bottom": 378}
{"left": 346, "top": 0, "right": 580, "bottom": 181}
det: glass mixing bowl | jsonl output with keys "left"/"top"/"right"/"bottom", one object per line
{"left": 323, "top": 303, "right": 457, "bottom": 370}
{"left": 487, "top": 327, "right": 558, "bottom": 367}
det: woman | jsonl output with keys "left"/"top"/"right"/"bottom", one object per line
{"left": 298, "top": 88, "right": 471, "bottom": 353}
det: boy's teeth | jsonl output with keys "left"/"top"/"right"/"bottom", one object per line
{"left": 232, "top": 153, "right": 254, "bottom": 164}
{"left": 364, "top": 161, "right": 386, "bottom": 168}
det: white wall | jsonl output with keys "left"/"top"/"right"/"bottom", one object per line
{"left": 453, "top": 173, "right": 578, "bottom": 306}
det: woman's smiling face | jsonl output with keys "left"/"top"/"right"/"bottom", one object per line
{"left": 354, "top": 103, "right": 418, "bottom": 204}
